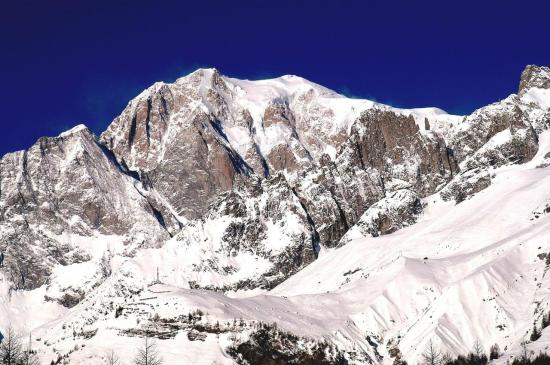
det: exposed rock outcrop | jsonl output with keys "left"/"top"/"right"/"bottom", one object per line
{"left": 519, "top": 65, "right": 550, "bottom": 95}
{"left": 1, "top": 64, "right": 548, "bottom": 297}
{"left": 339, "top": 189, "right": 422, "bottom": 245}
{"left": 0, "top": 126, "right": 168, "bottom": 289}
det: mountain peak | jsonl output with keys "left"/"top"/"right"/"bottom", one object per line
{"left": 57, "top": 123, "right": 90, "bottom": 138}
{"left": 193, "top": 67, "right": 220, "bottom": 74}
{"left": 178, "top": 67, "right": 221, "bottom": 81}
{"left": 519, "top": 64, "right": 550, "bottom": 94}
{"left": 2, "top": 64, "right": 550, "bottom": 365}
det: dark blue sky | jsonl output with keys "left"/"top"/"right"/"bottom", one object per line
{"left": 1, "top": 0, "right": 549, "bottom": 156}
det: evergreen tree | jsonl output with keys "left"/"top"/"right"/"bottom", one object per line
{"left": 0, "top": 326, "right": 22, "bottom": 365}
{"left": 443, "top": 341, "right": 488, "bottom": 365}
{"left": 445, "top": 352, "right": 488, "bottom": 365}
{"left": 519, "top": 342, "right": 531, "bottom": 364}
{"left": 20, "top": 349, "right": 39, "bottom": 365}
{"left": 530, "top": 324, "right": 541, "bottom": 342}
{"left": 514, "top": 352, "right": 550, "bottom": 365}
{"left": 489, "top": 343, "right": 500, "bottom": 360}
{"left": 441, "top": 352, "right": 452, "bottom": 364}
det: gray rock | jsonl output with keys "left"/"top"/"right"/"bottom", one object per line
{"left": 1, "top": 65, "right": 548, "bottom": 296}
{"left": 519, "top": 65, "right": 550, "bottom": 95}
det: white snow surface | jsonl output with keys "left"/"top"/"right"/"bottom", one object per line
{"left": 0, "top": 131, "right": 548, "bottom": 364}
{"left": 57, "top": 124, "right": 89, "bottom": 138}
{"left": 1, "top": 69, "right": 550, "bottom": 365}
{"left": 522, "top": 87, "right": 550, "bottom": 110}
{"left": 225, "top": 71, "right": 462, "bottom": 142}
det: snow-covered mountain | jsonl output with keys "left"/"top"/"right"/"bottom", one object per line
{"left": 0, "top": 65, "right": 549, "bottom": 365}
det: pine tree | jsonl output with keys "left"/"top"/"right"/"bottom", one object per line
{"left": 519, "top": 341, "right": 530, "bottom": 364}
{"left": 530, "top": 324, "right": 541, "bottom": 342}
{"left": 489, "top": 343, "right": 500, "bottom": 360}
{"left": 99, "top": 251, "right": 112, "bottom": 278}
{"left": 441, "top": 352, "right": 452, "bottom": 364}
{"left": 0, "top": 326, "right": 23, "bottom": 365}
{"left": 133, "top": 333, "right": 163, "bottom": 365}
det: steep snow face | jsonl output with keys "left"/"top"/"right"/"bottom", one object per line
{"left": 226, "top": 74, "right": 462, "bottom": 158}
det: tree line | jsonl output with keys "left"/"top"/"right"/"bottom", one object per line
{"left": 4, "top": 324, "right": 550, "bottom": 365}
{"left": 417, "top": 339, "right": 491, "bottom": 365}
{"left": 417, "top": 339, "right": 550, "bottom": 365}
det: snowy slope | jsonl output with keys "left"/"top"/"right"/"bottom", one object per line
{"left": 1, "top": 65, "right": 550, "bottom": 365}
{"left": 3, "top": 130, "right": 548, "bottom": 365}
{"left": 273, "top": 131, "right": 550, "bottom": 363}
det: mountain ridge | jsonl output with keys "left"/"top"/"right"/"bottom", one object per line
{"left": 0, "top": 64, "right": 549, "bottom": 365}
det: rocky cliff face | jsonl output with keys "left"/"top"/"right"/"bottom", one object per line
{"left": 339, "top": 188, "right": 423, "bottom": 246}
{"left": 1, "top": 65, "right": 548, "bottom": 298}
{"left": 519, "top": 64, "right": 550, "bottom": 95}
{"left": 439, "top": 66, "right": 548, "bottom": 203}
{"left": 0, "top": 126, "right": 168, "bottom": 290}
{"left": 340, "top": 109, "right": 458, "bottom": 195}
{"left": 1, "top": 64, "right": 550, "bottom": 365}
